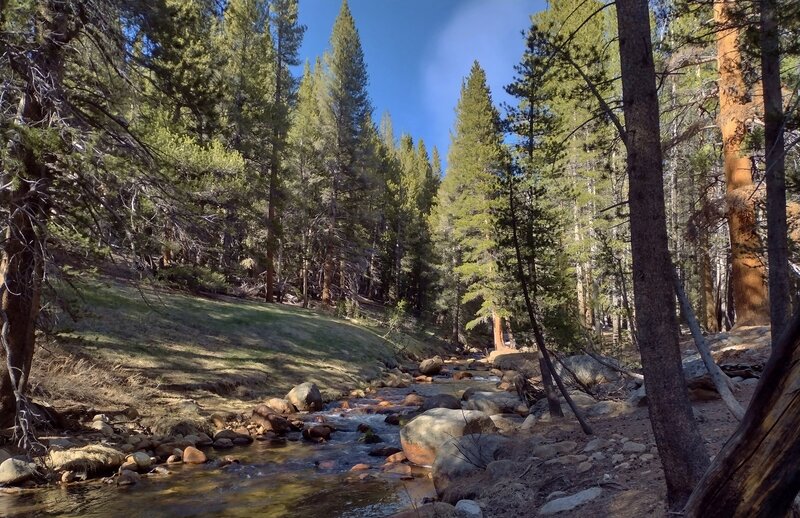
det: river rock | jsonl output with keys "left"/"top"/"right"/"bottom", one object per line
{"left": 0, "top": 458, "right": 37, "bottom": 485}
{"left": 117, "top": 469, "right": 140, "bottom": 486}
{"left": 128, "top": 452, "right": 152, "bottom": 471}
{"left": 489, "top": 352, "right": 537, "bottom": 371}
{"left": 149, "top": 417, "right": 212, "bottom": 438}
{"left": 464, "top": 392, "right": 520, "bottom": 416}
{"left": 183, "top": 446, "right": 207, "bottom": 464}
{"left": 285, "top": 382, "right": 323, "bottom": 412}
{"left": 369, "top": 446, "right": 402, "bottom": 457}
{"left": 262, "top": 398, "right": 296, "bottom": 414}
{"left": 48, "top": 445, "right": 125, "bottom": 474}
{"left": 420, "top": 394, "right": 461, "bottom": 412}
{"left": 252, "top": 408, "right": 291, "bottom": 435}
{"left": 303, "top": 425, "right": 332, "bottom": 442}
{"left": 539, "top": 487, "right": 603, "bottom": 515}
{"left": 213, "top": 438, "right": 234, "bottom": 449}
{"left": 419, "top": 356, "right": 444, "bottom": 376}
{"left": 553, "top": 355, "right": 621, "bottom": 387}
{"left": 432, "top": 434, "right": 512, "bottom": 497}
{"left": 402, "top": 393, "right": 425, "bottom": 406}
{"left": 453, "top": 372, "right": 473, "bottom": 381}
{"left": 400, "top": 408, "right": 497, "bottom": 466}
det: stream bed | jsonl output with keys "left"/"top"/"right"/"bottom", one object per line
{"left": 1, "top": 372, "right": 500, "bottom": 517}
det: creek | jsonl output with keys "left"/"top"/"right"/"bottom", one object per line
{"left": 1, "top": 368, "right": 500, "bottom": 517}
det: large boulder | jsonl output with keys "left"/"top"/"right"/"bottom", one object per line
{"left": 420, "top": 394, "right": 462, "bottom": 412}
{"left": 432, "top": 434, "right": 512, "bottom": 498}
{"left": 553, "top": 355, "right": 621, "bottom": 387}
{"left": 48, "top": 445, "right": 125, "bottom": 474}
{"left": 400, "top": 408, "right": 497, "bottom": 466}
{"left": 463, "top": 392, "right": 520, "bottom": 416}
{"left": 419, "top": 356, "right": 445, "bottom": 376}
{"left": 489, "top": 352, "right": 538, "bottom": 371}
{"left": 285, "top": 382, "right": 323, "bottom": 412}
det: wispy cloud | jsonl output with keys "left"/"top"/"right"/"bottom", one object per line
{"left": 422, "top": 0, "right": 539, "bottom": 165}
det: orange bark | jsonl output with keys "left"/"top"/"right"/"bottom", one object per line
{"left": 492, "top": 310, "right": 505, "bottom": 351}
{"left": 714, "top": 0, "right": 769, "bottom": 326}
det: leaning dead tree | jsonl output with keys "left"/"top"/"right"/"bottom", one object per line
{"left": 684, "top": 308, "right": 800, "bottom": 516}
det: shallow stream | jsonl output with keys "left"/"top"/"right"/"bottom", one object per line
{"left": 1, "top": 372, "right": 500, "bottom": 517}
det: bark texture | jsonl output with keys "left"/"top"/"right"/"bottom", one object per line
{"left": 714, "top": 0, "right": 769, "bottom": 327}
{"left": 759, "top": 0, "right": 791, "bottom": 343}
{"left": 616, "top": 0, "right": 710, "bottom": 507}
{"left": 684, "top": 308, "right": 800, "bottom": 517}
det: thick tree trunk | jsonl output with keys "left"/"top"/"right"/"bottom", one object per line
{"left": 684, "top": 307, "right": 800, "bottom": 517}
{"left": 699, "top": 231, "right": 719, "bottom": 332}
{"left": 492, "top": 310, "right": 504, "bottom": 350}
{"left": 616, "top": 0, "right": 710, "bottom": 507}
{"left": 760, "top": 0, "right": 791, "bottom": 344}
{"left": 321, "top": 251, "right": 333, "bottom": 306}
{"left": 715, "top": 0, "right": 769, "bottom": 327}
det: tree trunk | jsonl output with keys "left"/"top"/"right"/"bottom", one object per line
{"left": 715, "top": 0, "right": 769, "bottom": 327}
{"left": 492, "top": 310, "right": 504, "bottom": 351}
{"left": 616, "top": 0, "right": 710, "bottom": 507}
{"left": 684, "top": 307, "right": 800, "bottom": 517}
{"left": 760, "top": 0, "right": 791, "bottom": 344}
{"left": 321, "top": 250, "right": 333, "bottom": 306}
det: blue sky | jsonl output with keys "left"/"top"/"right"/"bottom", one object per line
{"left": 295, "top": 0, "right": 545, "bottom": 169}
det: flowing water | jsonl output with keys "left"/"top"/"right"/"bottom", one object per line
{"left": 0, "top": 373, "right": 500, "bottom": 517}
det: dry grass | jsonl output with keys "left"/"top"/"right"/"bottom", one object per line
{"left": 31, "top": 276, "right": 447, "bottom": 417}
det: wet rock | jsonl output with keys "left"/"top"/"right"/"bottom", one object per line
{"left": 400, "top": 408, "right": 497, "bottom": 466}
{"left": 213, "top": 438, "right": 234, "bottom": 449}
{"left": 251, "top": 408, "right": 292, "bottom": 435}
{"left": 369, "top": 446, "right": 401, "bottom": 457}
{"left": 167, "top": 455, "right": 182, "bottom": 464}
{"left": 303, "top": 425, "right": 333, "bottom": 442}
{"left": 402, "top": 393, "right": 425, "bottom": 406}
{"left": 432, "top": 434, "right": 512, "bottom": 497}
{"left": 117, "top": 469, "right": 140, "bottom": 486}
{"left": 455, "top": 500, "right": 483, "bottom": 518}
{"left": 383, "top": 462, "right": 413, "bottom": 475}
{"left": 182, "top": 446, "right": 207, "bottom": 464}
{"left": 0, "top": 458, "right": 37, "bottom": 485}
{"left": 420, "top": 394, "right": 461, "bottom": 412}
{"left": 359, "top": 431, "right": 384, "bottom": 444}
{"left": 384, "top": 414, "right": 401, "bottom": 425}
{"left": 453, "top": 372, "right": 473, "bottom": 381}
{"left": 539, "top": 487, "right": 603, "bottom": 515}
{"left": 61, "top": 471, "right": 76, "bottom": 483}
{"left": 285, "top": 382, "right": 323, "bottom": 412}
{"left": 48, "top": 445, "right": 125, "bottom": 474}
{"left": 386, "top": 452, "right": 407, "bottom": 463}
{"left": 419, "top": 356, "right": 445, "bottom": 376}
{"left": 128, "top": 452, "right": 152, "bottom": 471}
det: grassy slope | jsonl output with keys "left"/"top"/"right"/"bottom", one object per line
{"left": 35, "top": 276, "right": 447, "bottom": 415}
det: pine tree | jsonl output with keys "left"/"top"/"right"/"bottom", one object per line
{"left": 320, "top": 0, "right": 374, "bottom": 305}
{"left": 265, "top": 0, "right": 305, "bottom": 302}
{"left": 433, "top": 61, "right": 507, "bottom": 349}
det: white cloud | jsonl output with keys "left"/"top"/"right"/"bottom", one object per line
{"left": 422, "top": 0, "right": 538, "bottom": 162}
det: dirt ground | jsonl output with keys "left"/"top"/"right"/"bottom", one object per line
{"left": 471, "top": 326, "right": 771, "bottom": 517}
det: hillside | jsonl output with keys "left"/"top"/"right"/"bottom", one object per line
{"left": 31, "top": 276, "right": 449, "bottom": 418}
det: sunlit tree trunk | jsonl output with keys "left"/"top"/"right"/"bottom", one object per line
{"left": 492, "top": 310, "right": 504, "bottom": 350}
{"left": 714, "top": 0, "right": 769, "bottom": 327}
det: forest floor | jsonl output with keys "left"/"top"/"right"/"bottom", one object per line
{"left": 466, "top": 325, "right": 771, "bottom": 517}
{"left": 30, "top": 274, "right": 449, "bottom": 421}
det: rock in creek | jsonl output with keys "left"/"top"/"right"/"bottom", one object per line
{"left": 285, "top": 382, "right": 323, "bottom": 412}
{"left": 400, "top": 408, "right": 497, "bottom": 466}
{"left": 419, "top": 356, "right": 445, "bottom": 376}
